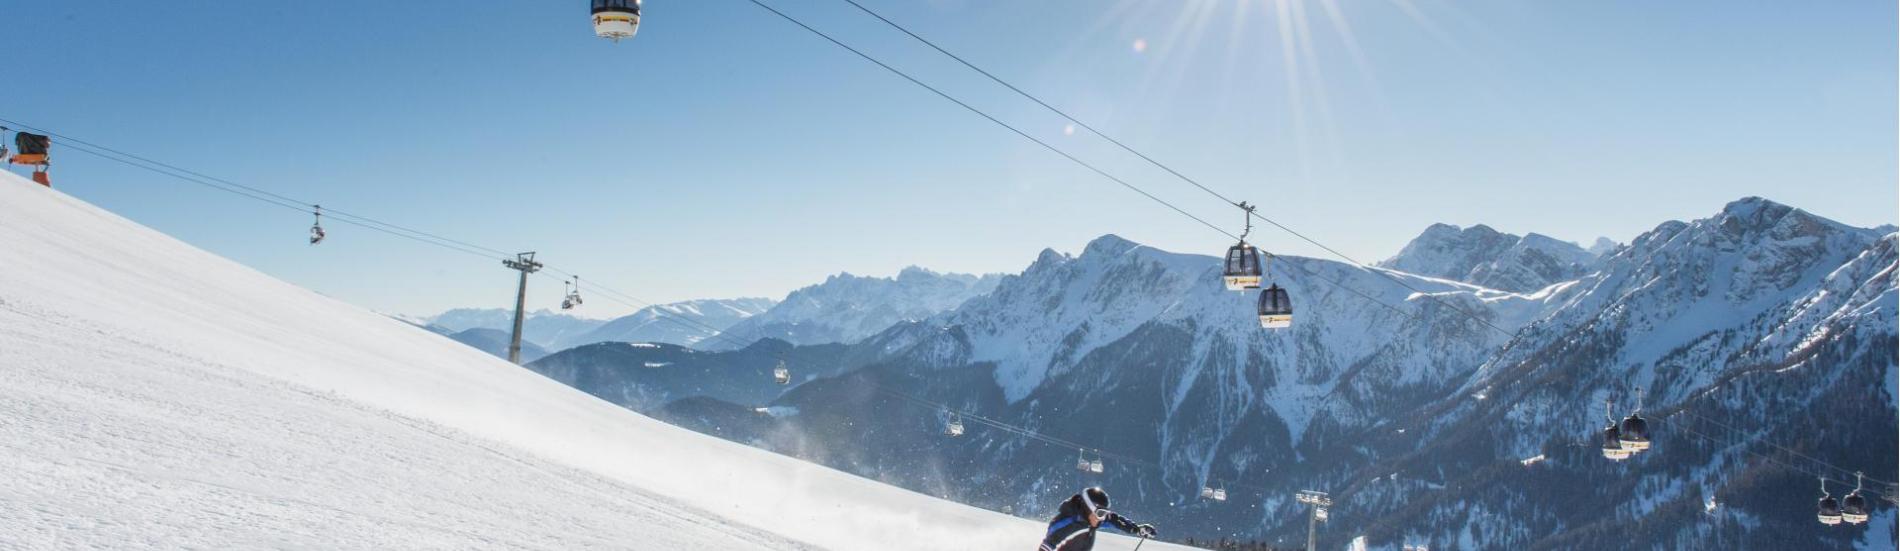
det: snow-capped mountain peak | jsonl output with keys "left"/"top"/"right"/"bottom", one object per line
{"left": 1381, "top": 222, "right": 1596, "bottom": 292}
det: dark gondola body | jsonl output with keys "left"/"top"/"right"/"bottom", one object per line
{"left": 1257, "top": 284, "right": 1293, "bottom": 329}
{"left": 1618, "top": 414, "right": 1651, "bottom": 452}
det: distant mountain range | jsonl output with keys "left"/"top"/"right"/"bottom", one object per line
{"left": 702, "top": 267, "right": 1005, "bottom": 351}
{"left": 421, "top": 308, "right": 607, "bottom": 350}
{"left": 520, "top": 196, "right": 1897, "bottom": 549}
{"left": 417, "top": 266, "right": 999, "bottom": 357}
{"left": 408, "top": 298, "right": 772, "bottom": 353}
{"left": 564, "top": 298, "right": 777, "bottom": 349}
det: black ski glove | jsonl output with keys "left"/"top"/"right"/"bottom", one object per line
{"left": 1136, "top": 524, "right": 1158, "bottom": 538}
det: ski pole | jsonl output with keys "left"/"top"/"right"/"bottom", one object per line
{"left": 1132, "top": 535, "right": 1148, "bottom": 551}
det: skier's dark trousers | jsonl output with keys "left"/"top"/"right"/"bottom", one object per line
{"left": 1039, "top": 487, "right": 1156, "bottom": 551}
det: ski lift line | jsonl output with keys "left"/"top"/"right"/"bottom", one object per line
{"left": 1565, "top": 404, "right": 1894, "bottom": 499}
{"left": 0, "top": 117, "right": 522, "bottom": 260}
{"left": 1678, "top": 408, "right": 1894, "bottom": 488}
{"left": 1660, "top": 414, "right": 1889, "bottom": 500}
{"left": 1674, "top": 407, "right": 1886, "bottom": 486}
{"left": 1675, "top": 419, "right": 1892, "bottom": 500}
{"left": 54, "top": 143, "right": 309, "bottom": 213}
{"left": 49, "top": 139, "right": 509, "bottom": 262}
{"left": 808, "top": 1, "right": 1518, "bottom": 340}
{"left": 738, "top": 0, "right": 1235, "bottom": 242}
{"left": 25, "top": 129, "right": 507, "bottom": 262}
{"left": 749, "top": 2, "right": 1440, "bottom": 329}
{"left": 6, "top": 128, "right": 728, "bottom": 344}
{"left": 828, "top": 0, "right": 1251, "bottom": 207}
{"left": 64, "top": 147, "right": 500, "bottom": 261}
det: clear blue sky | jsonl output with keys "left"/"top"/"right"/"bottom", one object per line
{"left": 10, "top": 1, "right": 1895, "bottom": 317}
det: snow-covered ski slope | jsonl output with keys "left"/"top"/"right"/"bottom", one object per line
{"left": 0, "top": 171, "right": 1188, "bottom": 551}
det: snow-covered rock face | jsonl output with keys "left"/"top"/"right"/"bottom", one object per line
{"left": 706, "top": 266, "right": 1003, "bottom": 350}
{"left": 1381, "top": 223, "right": 1599, "bottom": 293}
{"left": 1371, "top": 197, "right": 1897, "bottom": 550}
{"left": 871, "top": 234, "right": 1523, "bottom": 408}
{"left": 795, "top": 233, "right": 1540, "bottom": 535}
{"left": 1587, "top": 236, "right": 1620, "bottom": 257}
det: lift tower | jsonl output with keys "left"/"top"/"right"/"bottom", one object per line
{"left": 502, "top": 252, "right": 543, "bottom": 364}
{"left": 1296, "top": 490, "right": 1332, "bottom": 551}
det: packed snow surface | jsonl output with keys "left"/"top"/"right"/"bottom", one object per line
{"left": 0, "top": 172, "right": 1184, "bottom": 550}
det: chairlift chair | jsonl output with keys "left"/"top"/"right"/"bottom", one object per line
{"left": 562, "top": 276, "right": 584, "bottom": 310}
{"left": 11, "top": 131, "right": 50, "bottom": 186}
{"left": 773, "top": 361, "right": 791, "bottom": 385}
{"left": 592, "top": 0, "right": 641, "bottom": 41}
{"left": 308, "top": 205, "right": 326, "bottom": 245}
{"left": 1076, "top": 449, "right": 1091, "bottom": 472}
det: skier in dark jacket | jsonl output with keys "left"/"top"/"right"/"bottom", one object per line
{"left": 1039, "top": 487, "right": 1156, "bottom": 551}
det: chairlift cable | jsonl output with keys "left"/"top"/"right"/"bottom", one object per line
{"left": 0, "top": 117, "right": 520, "bottom": 260}
{"left": 805, "top": 0, "right": 1520, "bottom": 339}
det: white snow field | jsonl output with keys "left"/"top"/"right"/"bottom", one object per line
{"left": 0, "top": 171, "right": 1188, "bottom": 551}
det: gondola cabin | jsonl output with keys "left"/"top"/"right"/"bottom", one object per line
{"left": 592, "top": 0, "right": 641, "bottom": 41}
{"left": 1842, "top": 492, "right": 1869, "bottom": 524}
{"left": 1618, "top": 414, "right": 1650, "bottom": 453}
{"left": 1222, "top": 242, "right": 1263, "bottom": 291}
{"left": 1257, "top": 284, "right": 1293, "bottom": 329}
{"left": 1819, "top": 494, "right": 1843, "bottom": 525}
{"left": 1600, "top": 424, "right": 1631, "bottom": 461}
